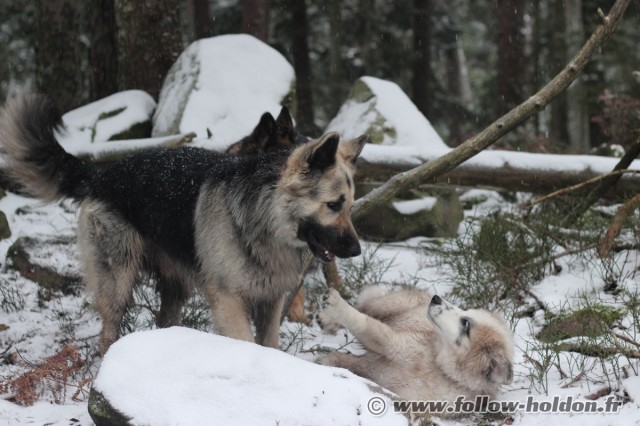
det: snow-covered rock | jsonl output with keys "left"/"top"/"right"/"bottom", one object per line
{"left": 60, "top": 90, "right": 156, "bottom": 150}
{"left": 326, "top": 76, "right": 448, "bottom": 158}
{"left": 89, "top": 327, "right": 408, "bottom": 426}
{"left": 152, "top": 34, "right": 295, "bottom": 151}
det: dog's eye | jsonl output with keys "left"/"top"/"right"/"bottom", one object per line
{"left": 461, "top": 318, "right": 471, "bottom": 334}
{"left": 327, "top": 195, "right": 345, "bottom": 212}
{"left": 327, "top": 201, "right": 342, "bottom": 212}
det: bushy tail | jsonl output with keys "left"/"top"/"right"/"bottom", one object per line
{"left": 0, "top": 94, "right": 95, "bottom": 202}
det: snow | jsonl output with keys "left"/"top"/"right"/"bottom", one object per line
{"left": 59, "top": 90, "right": 156, "bottom": 150}
{"left": 152, "top": 34, "right": 295, "bottom": 150}
{"left": 393, "top": 196, "right": 438, "bottom": 215}
{"left": 92, "top": 327, "right": 406, "bottom": 426}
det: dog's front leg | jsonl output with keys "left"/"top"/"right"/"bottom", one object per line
{"left": 254, "top": 296, "right": 285, "bottom": 348}
{"left": 206, "top": 288, "right": 255, "bottom": 343}
{"left": 320, "top": 289, "right": 400, "bottom": 359}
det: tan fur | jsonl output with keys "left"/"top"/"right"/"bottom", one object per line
{"left": 317, "top": 287, "right": 514, "bottom": 418}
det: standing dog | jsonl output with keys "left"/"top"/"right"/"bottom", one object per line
{"left": 0, "top": 95, "right": 366, "bottom": 353}
{"left": 318, "top": 287, "right": 514, "bottom": 417}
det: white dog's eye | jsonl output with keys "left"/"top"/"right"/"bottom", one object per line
{"left": 461, "top": 318, "right": 471, "bottom": 334}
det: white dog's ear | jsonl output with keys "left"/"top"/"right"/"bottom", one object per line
{"left": 487, "top": 357, "right": 513, "bottom": 385}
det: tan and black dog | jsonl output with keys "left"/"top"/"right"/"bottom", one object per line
{"left": 0, "top": 94, "right": 367, "bottom": 353}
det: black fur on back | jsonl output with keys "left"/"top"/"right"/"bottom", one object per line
{"left": 90, "top": 146, "right": 290, "bottom": 266}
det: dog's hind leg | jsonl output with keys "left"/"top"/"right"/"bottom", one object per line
{"left": 205, "top": 288, "right": 255, "bottom": 343}
{"left": 78, "top": 202, "right": 144, "bottom": 354}
{"left": 253, "top": 296, "right": 285, "bottom": 348}
{"left": 321, "top": 289, "right": 400, "bottom": 359}
{"left": 156, "top": 277, "right": 187, "bottom": 328}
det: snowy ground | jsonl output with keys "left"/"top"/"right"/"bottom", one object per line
{"left": 0, "top": 187, "right": 638, "bottom": 425}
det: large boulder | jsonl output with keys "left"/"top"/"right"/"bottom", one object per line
{"left": 327, "top": 77, "right": 461, "bottom": 240}
{"left": 152, "top": 34, "right": 296, "bottom": 151}
{"left": 89, "top": 327, "right": 408, "bottom": 426}
{"left": 60, "top": 90, "right": 156, "bottom": 150}
{"left": 326, "top": 76, "right": 448, "bottom": 153}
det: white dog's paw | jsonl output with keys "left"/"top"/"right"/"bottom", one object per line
{"left": 318, "top": 289, "right": 345, "bottom": 334}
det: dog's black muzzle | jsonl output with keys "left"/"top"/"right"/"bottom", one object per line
{"left": 298, "top": 219, "right": 361, "bottom": 263}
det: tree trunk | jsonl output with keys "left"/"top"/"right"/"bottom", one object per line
{"left": 411, "top": 0, "right": 432, "bottom": 118}
{"left": 87, "top": 0, "right": 118, "bottom": 102}
{"left": 35, "top": 0, "right": 85, "bottom": 112}
{"left": 289, "top": 0, "right": 316, "bottom": 135}
{"left": 354, "top": 156, "right": 640, "bottom": 201}
{"left": 548, "top": 0, "right": 568, "bottom": 145}
{"left": 357, "top": 0, "right": 374, "bottom": 75}
{"left": 241, "top": 0, "right": 270, "bottom": 42}
{"left": 327, "top": 0, "right": 345, "bottom": 118}
{"left": 191, "top": 0, "right": 213, "bottom": 39}
{"left": 496, "top": 0, "right": 525, "bottom": 116}
{"left": 114, "top": 0, "right": 184, "bottom": 100}
{"left": 565, "top": 0, "right": 590, "bottom": 152}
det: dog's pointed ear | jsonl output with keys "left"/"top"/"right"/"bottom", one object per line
{"left": 276, "top": 106, "right": 294, "bottom": 135}
{"left": 249, "top": 112, "right": 276, "bottom": 150}
{"left": 486, "top": 357, "right": 513, "bottom": 385}
{"left": 338, "top": 134, "right": 368, "bottom": 165}
{"left": 308, "top": 132, "right": 340, "bottom": 171}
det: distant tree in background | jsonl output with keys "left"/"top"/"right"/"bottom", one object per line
{"left": 114, "top": 0, "right": 183, "bottom": 100}
{"left": 289, "top": 0, "right": 317, "bottom": 135}
{"left": 242, "top": 0, "right": 270, "bottom": 42}
{"left": 191, "top": 0, "right": 213, "bottom": 39}
{"left": 87, "top": 0, "right": 118, "bottom": 101}
{"left": 35, "top": 0, "right": 85, "bottom": 112}
{"left": 411, "top": 0, "right": 432, "bottom": 119}
{"left": 496, "top": 0, "right": 525, "bottom": 116}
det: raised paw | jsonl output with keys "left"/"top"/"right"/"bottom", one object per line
{"left": 318, "top": 289, "right": 346, "bottom": 334}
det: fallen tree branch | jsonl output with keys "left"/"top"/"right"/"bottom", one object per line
{"left": 357, "top": 159, "right": 640, "bottom": 199}
{"left": 554, "top": 342, "right": 640, "bottom": 359}
{"left": 564, "top": 134, "right": 640, "bottom": 222}
{"left": 598, "top": 192, "right": 640, "bottom": 257}
{"left": 352, "top": 0, "right": 632, "bottom": 221}
{"left": 528, "top": 169, "right": 640, "bottom": 207}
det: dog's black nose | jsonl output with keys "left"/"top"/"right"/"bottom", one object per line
{"left": 431, "top": 295, "right": 442, "bottom": 305}
{"left": 348, "top": 241, "right": 362, "bottom": 257}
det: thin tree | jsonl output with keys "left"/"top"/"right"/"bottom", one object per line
{"left": 327, "top": 0, "right": 345, "bottom": 117}
{"left": 87, "top": 0, "right": 118, "bottom": 102}
{"left": 35, "top": 0, "right": 85, "bottom": 112}
{"left": 289, "top": 0, "right": 317, "bottom": 135}
{"left": 242, "top": 0, "right": 270, "bottom": 42}
{"left": 191, "top": 0, "right": 213, "bottom": 39}
{"left": 411, "top": 0, "right": 432, "bottom": 118}
{"left": 496, "top": 0, "right": 525, "bottom": 115}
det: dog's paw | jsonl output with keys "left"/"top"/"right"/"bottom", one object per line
{"left": 323, "top": 288, "right": 343, "bottom": 308}
{"left": 318, "top": 289, "right": 345, "bottom": 334}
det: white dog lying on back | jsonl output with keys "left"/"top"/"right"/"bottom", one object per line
{"left": 317, "top": 287, "right": 513, "bottom": 417}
